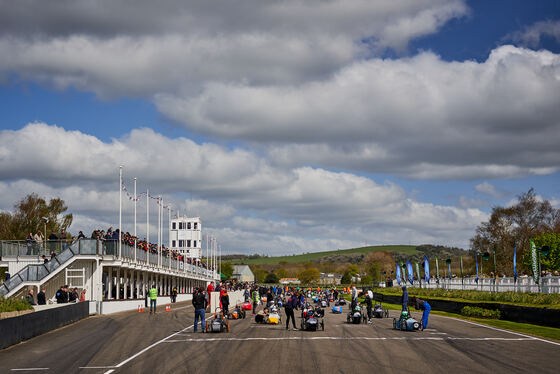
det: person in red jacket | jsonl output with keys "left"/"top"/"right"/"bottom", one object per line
{"left": 206, "top": 282, "right": 214, "bottom": 310}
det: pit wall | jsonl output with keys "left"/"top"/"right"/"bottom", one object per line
{"left": 209, "top": 290, "right": 245, "bottom": 313}
{"left": 100, "top": 293, "right": 193, "bottom": 314}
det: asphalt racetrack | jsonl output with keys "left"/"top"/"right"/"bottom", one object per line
{"left": 1, "top": 301, "right": 558, "bottom": 374}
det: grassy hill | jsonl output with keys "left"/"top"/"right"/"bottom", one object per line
{"left": 230, "top": 245, "right": 419, "bottom": 265}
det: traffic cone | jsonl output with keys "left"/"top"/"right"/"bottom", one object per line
{"left": 165, "top": 305, "right": 171, "bottom": 312}
{"left": 138, "top": 305, "right": 144, "bottom": 312}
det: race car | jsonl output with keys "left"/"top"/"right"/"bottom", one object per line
{"left": 206, "top": 307, "right": 230, "bottom": 333}
{"left": 300, "top": 307, "right": 325, "bottom": 331}
{"left": 392, "top": 310, "right": 422, "bottom": 331}
{"left": 373, "top": 303, "right": 390, "bottom": 318}
{"left": 347, "top": 304, "right": 367, "bottom": 324}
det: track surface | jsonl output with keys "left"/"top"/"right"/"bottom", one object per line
{"left": 1, "top": 301, "right": 558, "bottom": 373}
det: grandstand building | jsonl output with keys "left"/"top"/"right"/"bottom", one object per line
{"left": 169, "top": 216, "right": 202, "bottom": 259}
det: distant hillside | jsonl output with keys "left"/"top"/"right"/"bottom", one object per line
{"left": 229, "top": 245, "right": 419, "bottom": 265}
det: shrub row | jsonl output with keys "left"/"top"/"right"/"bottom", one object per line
{"left": 460, "top": 306, "right": 501, "bottom": 319}
{"left": 383, "top": 287, "right": 560, "bottom": 306}
{"left": 0, "top": 297, "right": 33, "bottom": 313}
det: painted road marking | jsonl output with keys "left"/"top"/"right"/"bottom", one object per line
{"left": 162, "top": 336, "right": 536, "bottom": 343}
{"left": 445, "top": 317, "right": 560, "bottom": 346}
{"left": 79, "top": 367, "right": 117, "bottom": 369}
{"left": 10, "top": 369, "right": 49, "bottom": 371}
{"left": 103, "top": 315, "right": 213, "bottom": 374}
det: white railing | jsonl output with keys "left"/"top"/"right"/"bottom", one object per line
{"left": 380, "top": 276, "right": 560, "bottom": 294}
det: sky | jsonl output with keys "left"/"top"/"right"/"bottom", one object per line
{"left": 0, "top": 0, "right": 559, "bottom": 255}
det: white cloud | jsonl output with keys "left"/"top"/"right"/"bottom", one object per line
{"left": 157, "top": 46, "right": 560, "bottom": 179}
{"left": 475, "top": 182, "right": 501, "bottom": 198}
{"left": 507, "top": 19, "right": 560, "bottom": 48}
{"left": 0, "top": 124, "right": 486, "bottom": 251}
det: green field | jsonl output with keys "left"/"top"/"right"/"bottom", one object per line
{"left": 231, "top": 245, "right": 418, "bottom": 264}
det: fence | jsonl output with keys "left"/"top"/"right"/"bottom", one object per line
{"left": 381, "top": 276, "right": 560, "bottom": 294}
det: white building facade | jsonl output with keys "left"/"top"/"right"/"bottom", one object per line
{"left": 170, "top": 216, "right": 202, "bottom": 259}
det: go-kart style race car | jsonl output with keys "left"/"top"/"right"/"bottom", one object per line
{"left": 229, "top": 304, "right": 246, "bottom": 320}
{"left": 300, "top": 307, "right": 325, "bottom": 331}
{"left": 206, "top": 307, "right": 230, "bottom": 333}
{"left": 373, "top": 303, "right": 390, "bottom": 318}
{"left": 242, "top": 301, "right": 252, "bottom": 311}
{"left": 255, "top": 302, "right": 282, "bottom": 324}
{"left": 392, "top": 310, "right": 422, "bottom": 331}
{"left": 319, "top": 299, "right": 329, "bottom": 308}
{"left": 332, "top": 305, "right": 343, "bottom": 314}
{"left": 334, "top": 298, "right": 347, "bottom": 306}
{"left": 347, "top": 305, "right": 367, "bottom": 324}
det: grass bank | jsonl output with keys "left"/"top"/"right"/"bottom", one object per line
{"left": 232, "top": 245, "right": 418, "bottom": 265}
{"left": 0, "top": 296, "right": 33, "bottom": 313}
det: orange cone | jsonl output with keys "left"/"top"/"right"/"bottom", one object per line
{"left": 138, "top": 305, "right": 144, "bottom": 312}
{"left": 165, "top": 305, "right": 171, "bottom": 312}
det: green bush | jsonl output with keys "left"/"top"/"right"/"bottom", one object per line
{"left": 383, "top": 287, "right": 560, "bottom": 306}
{"left": 0, "top": 296, "right": 33, "bottom": 313}
{"left": 461, "top": 306, "right": 501, "bottom": 319}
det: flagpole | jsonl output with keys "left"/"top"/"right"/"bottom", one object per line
{"left": 146, "top": 188, "right": 149, "bottom": 246}
{"left": 118, "top": 165, "right": 122, "bottom": 258}
{"left": 158, "top": 196, "right": 161, "bottom": 268}
{"left": 134, "top": 177, "right": 137, "bottom": 263}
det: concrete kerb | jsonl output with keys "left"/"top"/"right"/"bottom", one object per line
{"left": 209, "top": 290, "right": 244, "bottom": 313}
{"left": 100, "top": 294, "right": 193, "bottom": 315}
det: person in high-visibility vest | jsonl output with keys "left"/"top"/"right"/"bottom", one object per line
{"left": 149, "top": 285, "right": 158, "bottom": 314}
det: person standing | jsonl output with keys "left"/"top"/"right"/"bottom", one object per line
{"left": 284, "top": 293, "right": 298, "bottom": 330}
{"left": 401, "top": 286, "right": 409, "bottom": 312}
{"left": 192, "top": 288, "right": 207, "bottom": 333}
{"left": 415, "top": 299, "right": 431, "bottom": 329}
{"left": 149, "top": 284, "right": 158, "bottom": 314}
{"left": 37, "top": 288, "right": 46, "bottom": 305}
{"left": 251, "top": 288, "right": 259, "bottom": 315}
{"left": 172, "top": 286, "right": 178, "bottom": 303}
{"left": 350, "top": 284, "right": 357, "bottom": 311}
{"left": 26, "top": 289, "right": 36, "bottom": 305}
{"left": 220, "top": 289, "right": 230, "bottom": 316}
{"left": 365, "top": 289, "right": 373, "bottom": 323}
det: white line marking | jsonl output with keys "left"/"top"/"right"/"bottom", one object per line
{"left": 79, "top": 367, "right": 117, "bottom": 369}
{"left": 444, "top": 317, "right": 560, "bottom": 346}
{"left": 10, "top": 369, "right": 49, "bottom": 371}
{"left": 162, "top": 336, "right": 536, "bottom": 343}
{"left": 103, "top": 315, "right": 212, "bottom": 374}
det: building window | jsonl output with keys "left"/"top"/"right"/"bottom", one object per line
{"left": 187, "top": 240, "right": 191, "bottom": 248}
{"left": 179, "top": 240, "right": 185, "bottom": 248}
{"left": 172, "top": 240, "right": 176, "bottom": 247}
{"left": 178, "top": 222, "right": 183, "bottom": 230}
{"left": 194, "top": 222, "right": 198, "bottom": 230}
{"left": 193, "top": 240, "right": 197, "bottom": 247}
{"left": 187, "top": 222, "right": 192, "bottom": 229}
{"left": 172, "top": 222, "right": 176, "bottom": 230}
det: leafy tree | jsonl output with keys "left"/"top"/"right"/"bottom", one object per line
{"left": 222, "top": 262, "right": 234, "bottom": 279}
{"left": 0, "top": 193, "right": 73, "bottom": 239}
{"left": 340, "top": 270, "right": 352, "bottom": 284}
{"left": 275, "top": 268, "right": 288, "bottom": 279}
{"left": 264, "top": 272, "right": 279, "bottom": 284}
{"left": 250, "top": 265, "right": 267, "bottom": 283}
{"left": 360, "top": 275, "right": 373, "bottom": 285}
{"left": 298, "top": 267, "right": 320, "bottom": 284}
{"left": 533, "top": 232, "right": 560, "bottom": 271}
{"left": 470, "top": 189, "right": 559, "bottom": 275}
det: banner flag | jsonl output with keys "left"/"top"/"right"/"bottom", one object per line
{"left": 396, "top": 263, "right": 402, "bottom": 285}
{"left": 513, "top": 243, "right": 518, "bottom": 283}
{"left": 435, "top": 257, "right": 440, "bottom": 280}
{"left": 423, "top": 256, "right": 430, "bottom": 283}
{"left": 448, "top": 262, "right": 452, "bottom": 279}
{"left": 530, "top": 239, "right": 539, "bottom": 284}
{"left": 475, "top": 251, "right": 479, "bottom": 284}
{"left": 415, "top": 262, "right": 421, "bottom": 285}
{"left": 406, "top": 260, "right": 414, "bottom": 284}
